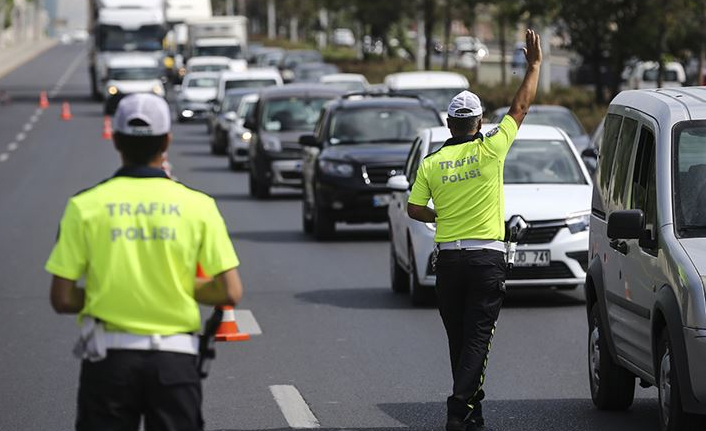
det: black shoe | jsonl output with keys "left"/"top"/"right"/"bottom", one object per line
{"left": 466, "top": 416, "right": 485, "bottom": 431}
{"left": 446, "top": 417, "right": 466, "bottom": 431}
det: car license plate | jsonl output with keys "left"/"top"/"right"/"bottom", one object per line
{"left": 293, "top": 162, "right": 302, "bottom": 172}
{"left": 514, "top": 250, "right": 550, "bottom": 267}
{"left": 372, "top": 194, "right": 391, "bottom": 207}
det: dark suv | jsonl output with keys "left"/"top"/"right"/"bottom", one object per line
{"left": 244, "top": 84, "right": 344, "bottom": 199}
{"left": 299, "top": 93, "right": 442, "bottom": 239}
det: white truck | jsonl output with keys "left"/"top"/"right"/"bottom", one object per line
{"left": 88, "top": 0, "right": 167, "bottom": 100}
{"left": 164, "top": 0, "right": 213, "bottom": 81}
{"left": 186, "top": 17, "right": 248, "bottom": 63}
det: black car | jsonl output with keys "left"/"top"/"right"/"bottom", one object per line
{"left": 278, "top": 50, "right": 323, "bottom": 83}
{"left": 244, "top": 84, "right": 344, "bottom": 199}
{"left": 209, "top": 89, "right": 255, "bottom": 155}
{"left": 299, "top": 93, "right": 443, "bottom": 239}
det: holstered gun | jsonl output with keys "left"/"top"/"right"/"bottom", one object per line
{"left": 197, "top": 307, "right": 223, "bottom": 379}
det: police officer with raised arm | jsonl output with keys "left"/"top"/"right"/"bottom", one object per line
{"left": 46, "top": 93, "right": 243, "bottom": 431}
{"left": 407, "top": 29, "right": 542, "bottom": 431}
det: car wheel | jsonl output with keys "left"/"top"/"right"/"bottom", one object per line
{"left": 313, "top": 198, "right": 335, "bottom": 241}
{"left": 657, "top": 329, "right": 706, "bottom": 431}
{"left": 248, "top": 168, "right": 257, "bottom": 197}
{"left": 588, "top": 303, "right": 635, "bottom": 410}
{"left": 390, "top": 238, "right": 409, "bottom": 293}
{"left": 302, "top": 199, "right": 313, "bottom": 234}
{"left": 228, "top": 153, "right": 238, "bottom": 171}
{"left": 409, "top": 242, "right": 434, "bottom": 306}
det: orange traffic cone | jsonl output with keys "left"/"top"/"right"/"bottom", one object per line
{"left": 214, "top": 306, "right": 250, "bottom": 342}
{"left": 39, "top": 91, "right": 49, "bottom": 109}
{"left": 102, "top": 116, "right": 112, "bottom": 140}
{"left": 60, "top": 102, "right": 72, "bottom": 121}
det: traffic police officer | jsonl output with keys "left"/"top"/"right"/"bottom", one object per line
{"left": 407, "top": 30, "right": 542, "bottom": 431}
{"left": 46, "top": 93, "right": 243, "bottom": 431}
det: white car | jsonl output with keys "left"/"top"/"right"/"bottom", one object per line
{"left": 319, "top": 73, "right": 369, "bottom": 92}
{"left": 185, "top": 56, "right": 247, "bottom": 74}
{"left": 103, "top": 55, "right": 165, "bottom": 114}
{"left": 226, "top": 93, "right": 259, "bottom": 170}
{"left": 621, "top": 61, "right": 686, "bottom": 90}
{"left": 215, "top": 68, "right": 283, "bottom": 103}
{"left": 176, "top": 72, "right": 220, "bottom": 122}
{"left": 384, "top": 71, "right": 469, "bottom": 118}
{"left": 388, "top": 124, "right": 593, "bottom": 305}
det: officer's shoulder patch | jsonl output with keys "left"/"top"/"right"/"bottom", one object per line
{"left": 485, "top": 127, "right": 499, "bottom": 138}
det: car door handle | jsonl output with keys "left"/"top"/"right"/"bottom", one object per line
{"left": 609, "top": 239, "right": 628, "bottom": 255}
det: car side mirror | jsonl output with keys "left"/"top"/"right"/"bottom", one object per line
{"left": 299, "top": 134, "right": 321, "bottom": 147}
{"left": 581, "top": 147, "right": 598, "bottom": 159}
{"left": 607, "top": 210, "right": 644, "bottom": 239}
{"left": 243, "top": 116, "right": 257, "bottom": 131}
{"left": 386, "top": 174, "right": 409, "bottom": 191}
{"left": 225, "top": 111, "right": 237, "bottom": 122}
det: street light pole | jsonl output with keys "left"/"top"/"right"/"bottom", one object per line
{"left": 267, "top": 0, "right": 275, "bottom": 40}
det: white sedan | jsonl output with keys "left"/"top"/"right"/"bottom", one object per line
{"left": 388, "top": 124, "right": 593, "bottom": 305}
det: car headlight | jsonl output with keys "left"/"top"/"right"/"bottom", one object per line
{"left": 107, "top": 86, "right": 118, "bottom": 95}
{"left": 319, "top": 160, "right": 354, "bottom": 177}
{"left": 477, "top": 48, "right": 488, "bottom": 58}
{"left": 241, "top": 131, "right": 252, "bottom": 142}
{"left": 262, "top": 137, "right": 281, "bottom": 152}
{"left": 152, "top": 85, "right": 165, "bottom": 96}
{"left": 566, "top": 211, "right": 590, "bottom": 234}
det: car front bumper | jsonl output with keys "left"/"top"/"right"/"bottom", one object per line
{"left": 317, "top": 181, "right": 392, "bottom": 223}
{"left": 176, "top": 101, "right": 211, "bottom": 119}
{"left": 684, "top": 327, "right": 706, "bottom": 407}
{"left": 411, "top": 224, "right": 589, "bottom": 288}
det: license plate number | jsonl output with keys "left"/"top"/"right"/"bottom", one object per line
{"left": 372, "top": 194, "right": 391, "bottom": 207}
{"left": 514, "top": 250, "right": 550, "bottom": 267}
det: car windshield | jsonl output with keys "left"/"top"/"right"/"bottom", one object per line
{"left": 674, "top": 122, "right": 706, "bottom": 234}
{"left": 296, "top": 65, "right": 338, "bottom": 82}
{"left": 261, "top": 97, "right": 330, "bottom": 132}
{"left": 186, "top": 77, "right": 218, "bottom": 88}
{"left": 643, "top": 69, "right": 678, "bottom": 82}
{"left": 98, "top": 25, "right": 163, "bottom": 51}
{"left": 191, "top": 64, "right": 229, "bottom": 72}
{"left": 330, "top": 107, "right": 440, "bottom": 144}
{"left": 225, "top": 79, "right": 277, "bottom": 90}
{"left": 284, "top": 51, "right": 322, "bottom": 68}
{"left": 237, "top": 99, "right": 256, "bottom": 119}
{"left": 108, "top": 67, "right": 160, "bottom": 80}
{"left": 393, "top": 88, "right": 465, "bottom": 112}
{"left": 221, "top": 93, "right": 249, "bottom": 112}
{"left": 194, "top": 45, "right": 242, "bottom": 59}
{"left": 504, "top": 139, "right": 586, "bottom": 184}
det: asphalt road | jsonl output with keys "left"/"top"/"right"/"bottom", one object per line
{"left": 0, "top": 44, "right": 657, "bottom": 431}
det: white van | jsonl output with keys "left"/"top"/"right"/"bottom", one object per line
{"left": 215, "top": 68, "right": 283, "bottom": 102}
{"left": 622, "top": 61, "right": 686, "bottom": 90}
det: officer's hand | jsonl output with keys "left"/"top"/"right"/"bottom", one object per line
{"left": 523, "top": 29, "right": 542, "bottom": 67}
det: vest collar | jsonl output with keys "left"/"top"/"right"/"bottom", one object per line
{"left": 113, "top": 166, "right": 169, "bottom": 179}
{"left": 442, "top": 132, "right": 484, "bottom": 148}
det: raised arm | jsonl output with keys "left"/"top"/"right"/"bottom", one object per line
{"left": 508, "top": 29, "right": 543, "bottom": 127}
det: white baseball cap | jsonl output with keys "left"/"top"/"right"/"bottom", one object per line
{"left": 447, "top": 90, "right": 483, "bottom": 118}
{"left": 114, "top": 93, "right": 171, "bottom": 136}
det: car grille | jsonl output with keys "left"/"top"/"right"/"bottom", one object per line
{"left": 280, "top": 171, "right": 302, "bottom": 180}
{"left": 507, "top": 262, "right": 574, "bottom": 280}
{"left": 517, "top": 220, "right": 565, "bottom": 244}
{"left": 362, "top": 165, "right": 403, "bottom": 185}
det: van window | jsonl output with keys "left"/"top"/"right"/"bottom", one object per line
{"left": 630, "top": 127, "right": 657, "bottom": 246}
{"left": 405, "top": 138, "right": 421, "bottom": 179}
{"left": 674, "top": 121, "right": 706, "bottom": 236}
{"left": 597, "top": 114, "right": 622, "bottom": 199}
{"left": 609, "top": 117, "right": 638, "bottom": 211}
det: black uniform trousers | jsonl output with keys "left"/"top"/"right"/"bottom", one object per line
{"left": 76, "top": 349, "right": 203, "bottom": 431}
{"left": 435, "top": 248, "right": 506, "bottom": 421}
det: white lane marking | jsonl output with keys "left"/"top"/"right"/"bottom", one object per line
{"left": 270, "top": 385, "right": 320, "bottom": 429}
{"left": 8, "top": 142, "right": 18, "bottom": 151}
{"left": 233, "top": 310, "right": 262, "bottom": 335}
{"left": 23, "top": 123, "right": 32, "bottom": 132}
{"left": 15, "top": 133, "right": 26, "bottom": 142}
{"left": 30, "top": 114, "right": 39, "bottom": 123}
{"left": 0, "top": 153, "right": 9, "bottom": 162}
{"left": 49, "top": 50, "right": 85, "bottom": 97}
{"left": 35, "top": 108, "right": 43, "bottom": 116}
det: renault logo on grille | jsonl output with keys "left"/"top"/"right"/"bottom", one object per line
{"left": 388, "top": 169, "right": 398, "bottom": 177}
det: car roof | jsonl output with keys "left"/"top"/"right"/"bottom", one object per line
{"left": 610, "top": 87, "right": 706, "bottom": 124}
{"left": 183, "top": 71, "right": 221, "bottom": 81}
{"left": 257, "top": 83, "right": 344, "bottom": 99}
{"left": 492, "top": 105, "right": 573, "bottom": 115}
{"left": 220, "top": 68, "right": 282, "bottom": 80}
{"left": 426, "top": 124, "right": 569, "bottom": 145}
{"left": 333, "top": 95, "right": 437, "bottom": 110}
{"left": 186, "top": 56, "right": 230, "bottom": 66}
{"left": 320, "top": 73, "right": 367, "bottom": 83}
{"left": 384, "top": 71, "right": 469, "bottom": 89}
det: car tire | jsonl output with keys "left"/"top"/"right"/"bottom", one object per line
{"left": 228, "top": 153, "right": 238, "bottom": 171}
{"left": 313, "top": 200, "right": 335, "bottom": 241}
{"left": 657, "top": 329, "right": 706, "bottom": 431}
{"left": 248, "top": 168, "right": 257, "bottom": 197}
{"left": 588, "top": 303, "right": 635, "bottom": 410}
{"left": 302, "top": 199, "right": 314, "bottom": 234}
{"left": 409, "top": 242, "right": 434, "bottom": 306}
{"left": 390, "top": 239, "right": 409, "bottom": 293}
